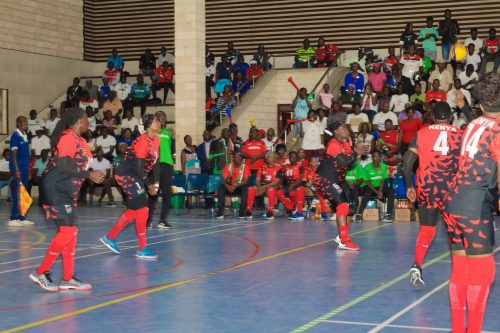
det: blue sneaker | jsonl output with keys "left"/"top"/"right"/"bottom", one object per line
{"left": 136, "top": 246, "right": 158, "bottom": 260}
{"left": 289, "top": 213, "right": 304, "bottom": 220}
{"left": 321, "top": 212, "right": 329, "bottom": 221}
{"left": 100, "top": 235, "right": 121, "bottom": 254}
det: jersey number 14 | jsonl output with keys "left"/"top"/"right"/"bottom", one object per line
{"left": 461, "top": 125, "right": 486, "bottom": 158}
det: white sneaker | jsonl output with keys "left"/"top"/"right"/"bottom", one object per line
{"left": 334, "top": 235, "right": 341, "bottom": 244}
{"left": 21, "top": 219, "right": 35, "bottom": 226}
{"left": 7, "top": 219, "right": 24, "bottom": 227}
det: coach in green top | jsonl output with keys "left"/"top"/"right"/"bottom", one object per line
{"left": 354, "top": 151, "right": 394, "bottom": 223}
{"left": 148, "top": 111, "right": 174, "bottom": 229}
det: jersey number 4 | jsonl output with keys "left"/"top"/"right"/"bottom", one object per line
{"left": 461, "top": 125, "right": 486, "bottom": 158}
{"left": 433, "top": 131, "right": 449, "bottom": 156}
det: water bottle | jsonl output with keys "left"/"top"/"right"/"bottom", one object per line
{"left": 232, "top": 208, "right": 238, "bottom": 218}
{"left": 305, "top": 208, "right": 310, "bottom": 219}
{"left": 210, "top": 208, "right": 216, "bottom": 218}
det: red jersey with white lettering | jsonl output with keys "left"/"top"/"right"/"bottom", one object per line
{"left": 425, "top": 90, "right": 447, "bottom": 103}
{"left": 453, "top": 116, "right": 500, "bottom": 190}
{"left": 284, "top": 163, "right": 305, "bottom": 183}
{"left": 241, "top": 139, "right": 267, "bottom": 170}
{"left": 410, "top": 123, "right": 462, "bottom": 207}
{"left": 103, "top": 69, "right": 121, "bottom": 86}
{"left": 257, "top": 164, "right": 283, "bottom": 185}
{"left": 485, "top": 37, "right": 499, "bottom": 55}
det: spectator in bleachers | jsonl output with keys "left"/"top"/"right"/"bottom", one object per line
{"left": 400, "top": 44, "right": 423, "bottom": 85}
{"left": 206, "top": 58, "right": 216, "bottom": 98}
{"left": 438, "top": 9, "right": 460, "bottom": 62}
{"left": 226, "top": 41, "right": 241, "bottom": 66}
{"left": 355, "top": 122, "right": 374, "bottom": 166}
{"left": 379, "top": 119, "right": 399, "bottom": 154}
{"left": 152, "top": 61, "right": 175, "bottom": 104}
{"left": 294, "top": 39, "right": 316, "bottom": 68}
{"left": 363, "top": 48, "right": 379, "bottom": 72}
{"left": 103, "top": 91, "right": 123, "bottom": 119}
{"left": 45, "top": 109, "right": 60, "bottom": 137}
{"left": 428, "top": 60, "right": 453, "bottom": 91}
{"left": 262, "top": 128, "right": 277, "bottom": 151}
{"left": 234, "top": 55, "right": 249, "bottom": 78}
{"left": 246, "top": 60, "right": 263, "bottom": 82}
{"left": 117, "top": 128, "right": 135, "bottom": 147}
{"left": 196, "top": 130, "right": 214, "bottom": 175}
{"left": 103, "top": 62, "right": 121, "bottom": 88}
{"left": 121, "top": 110, "right": 140, "bottom": 135}
{"left": 0, "top": 149, "right": 11, "bottom": 204}
{"left": 390, "top": 83, "right": 409, "bottom": 115}
{"left": 340, "top": 84, "right": 360, "bottom": 109}
{"left": 230, "top": 124, "right": 243, "bottom": 152}
{"left": 465, "top": 44, "right": 481, "bottom": 72}
{"left": 253, "top": 44, "right": 272, "bottom": 71}
{"left": 355, "top": 151, "right": 394, "bottom": 223}
{"left": 418, "top": 16, "right": 440, "bottom": 62}
{"left": 361, "top": 83, "right": 378, "bottom": 122}
{"left": 384, "top": 47, "right": 399, "bottom": 72}
{"left": 418, "top": 47, "right": 433, "bottom": 76}
{"left": 241, "top": 127, "right": 267, "bottom": 176}
{"left": 343, "top": 62, "right": 364, "bottom": 95}
{"left": 377, "top": 86, "right": 391, "bottom": 110}
{"left": 464, "top": 28, "right": 483, "bottom": 56}
{"left": 95, "top": 127, "right": 116, "bottom": 162}
{"left": 300, "top": 110, "right": 323, "bottom": 159}
{"left": 368, "top": 63, "right": 386, "bottom": 94}
{"left": 157, "top": 46, "right": 175, "bottom": 68}
{"left": 29, "top": 148, "right": 49, "bottom": 194}
{"left": 232, "top": 71, "right": 250, "bottom": 96}
{"left": 425, "top": 79, "right": 447, "bottom": 109}
{"left": 480, "top": 27, "right": 499, "bottom": 74}
{"left": 101, "top": 110, "right": 118, "bottom": 135}
{"left": 216, "top": 55, "right": 233, "bottom": 82}
{"left": 114, "top": 75, "right": 133, "bottom": 112}
{"left": 107, "top": 48, "right": 124, "bottom": 71}
{"left": 139, "top": 48, "right": 157, "bottom": 77}
{"left": 215, "top": 151, "right": 250, "bottom": 219}
{"left": 131, "top": 74, "right": 150, "bottom": 116}
{"left": 317, "top": 108, "right": 327, "bottom": 132}
{"left": 410, "top": 82, "right": 426, "bottom": 110}
{"left": 98, "top": 77, "right": 112, "bottom": 104}
{"left": 214, "top": 85, "right": 237, "bottom": 125}
{"left": 88, "top": 147, "right": 112, "bottom": 207}
{"left": 346, "top": 102, "right": 368, "bottom": 135}
{"left": 316, "top": 37, "right": 340, "bottom": 67}
{"left": 292, "top": 87, "right": 312, "bottom": 136}
{"left": 342, "top": 48, "right": 367, "bottom": 72}
{"left": 83, "top": 79, "right": 98, "bottom": 100}
{"left": 206, "top": 44, "right": 215, "bottom": 63}
{"left": 458, "top": 64, "right": 479, "bottom": 90}
{"left": 66, "top": 77, "right": 84, "bottom": 106}
{"left": 400, "top": 23, "right": 418, "bottom": 56}
{"left": 398, "top": 107, "right": 422, "bottom": 156}
{"left": 373, "top": 101, "right": 398, "bottom": 131}
{"left": 399, "top": 103, "right": 423, "bottom": 121}
{"left": 318, "top": 83, "right": 333, "bottom": 111}
{"left": 328, "top": 101, "right": 348, "bottom": 124}
{"left": 27, "top": 109, "right": 44, "bottom": 139}
{"left": 30, "top": 129, "right": 50, "bottom": 158}
{"left": 447, "top": 78, "right": 471, "bottom": 110}
{"left": 86, "top": 106, "right": 99, "bottom": 134}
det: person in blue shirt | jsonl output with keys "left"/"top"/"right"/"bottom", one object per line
{"left": 231, "top": 71, "right": 250, "bottom": 96}
{"left": 106, "top": 48, "right": 124, "bottom": 71}
{"left": 344, "top": 62, "right": 365, "bottom": 94}
{"left": 8, "top": 116, "right": 34, "bottom": 226}
{"left": 98, "top": 77, "right": 111, "bottom": 104}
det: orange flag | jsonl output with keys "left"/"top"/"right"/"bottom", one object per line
{"left": 19, "top": 182, "right": 33, "bottom": 217}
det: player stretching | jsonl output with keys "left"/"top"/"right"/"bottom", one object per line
{"left": 404, "top": 102, "right": 462, "bottom": 286}
{"left": 443, "top": 73, "right": 499, "bottom": 333}
{"left": 100, "top": 114, "right": 161, "bottom": 259}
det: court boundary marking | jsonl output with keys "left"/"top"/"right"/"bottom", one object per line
{"left": 0, "top": 224, "right": 390, "bottom": 333}
{"left": 0, "top": 229, "right": 46, "bottom": 256}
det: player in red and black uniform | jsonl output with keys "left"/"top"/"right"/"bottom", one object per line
{"left": 403, "top": 102, "right": 462, "bottom": 287}
{"left": 303, "top": 156, "right": 329, "bottom": 221}
{"left": 314, "top": 122, "right": 366, "bottom": 251}
{"left": 279, "top": 151, "right": 307, "bottom": 220}
{"left": 100, "top": 114, "right": 161, "bottom": 260}
{"left": 30, "top": 108, "right": 105, "bottom": 291}
{"left": 442, "top": 74, "right": 499, "bottom": 333}
{"left": 246, "top": 152, "right": 284, "bottom": 220}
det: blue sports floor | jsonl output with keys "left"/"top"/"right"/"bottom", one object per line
{"left": 0, "top": 206, "right": 498, "bottom": 333}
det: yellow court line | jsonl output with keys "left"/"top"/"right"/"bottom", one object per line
{"left": 1, "top": 224, "right": 391, "bottom": 333}
{"left": 0, "top": 229, "right": 46, "bottom": 256}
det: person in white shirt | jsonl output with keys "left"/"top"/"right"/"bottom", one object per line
{"left": 88, "top": 148, "right": 113, "bottom": 206}
{"left": 399, "top": 44, "right": 423, "bottom": 83}
{"left": 205, "top": 58, "right": 216, "bottom": 98}
{"left": 113, "top": 75, "right": 132, "bottom": 106}
{"left": 458, "top": 64, "right": 479, "bottom": 90}
{"left": 0, "top": 149, "right": 11, "bottom": 202}
{"left": 262, "top": 128, "right": 277, "bottom": 151}
{"left": 157, "top": 47, "right": 175, "bottom": 67}
{"left": 120, "top": 110, "right": 140, "bottom": 135}
{"left": 464, "top": 28, "right": 483, "bottom": 56}
{"left": 95, "top": 127, "right": 116, "bottom": 161}
{"left": 318, "top": 83, "right": 333, "bottom": 110}
{"left": 45, "top": 109, "right": 60, "bottom": 137}
{"left": 346, "top": 103, "right": 369, "bottom": 134}
{"left": 447, "top": 78, "right": 472, "bottom": 109}
{"left": 27, "top": 109, "right": 45, "bottom": 138}
{"left": 389, "top": 84, "right": 410, "bottom": 114}
{"left": 373, "top": 101, "right": 399, "bottom": 131}
{"left": 30, "top": 129, "right": 51, "bottom": 158}
{"left": 301, "top": 111, "right": 324, "bottom": 154}
{"left": 464, "top": 44, "right": 482, "bottom": 71}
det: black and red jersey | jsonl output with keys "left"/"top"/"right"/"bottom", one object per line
{"left": 283, "top": 163, "right": 305, "bottom": 183}
{"left": 257, "top": 164, "right": 283, "bottom": 185}
{"left": 42, "top": 129, "right": 92, "bottom": 205}
{"left": 410, "top": 123, "right": 462, "bottom": 204}
{"left": 453, "top": 116, "right": 500, "bottom": 190}
{"left": 316, "top": 138, "right": 352, "bottom": 183}
{"left": 117, "top": 132, "right": 160, "bottom": 177}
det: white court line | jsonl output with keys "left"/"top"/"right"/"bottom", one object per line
{"left": 320, "top": 320, "right": 500, "bottom": 333}
{"left": 0, "top": 221, "right": 271, "bottom": 275}
{"left": 368, "top": 246, "right": 500, "bottom": 333}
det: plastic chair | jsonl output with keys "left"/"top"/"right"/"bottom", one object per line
{"left": 185, "top": 174, "right": 208, "bottom": 209}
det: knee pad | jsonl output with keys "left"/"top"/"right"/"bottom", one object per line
{"left": 336, "top": 202, "right": 349, "bottom": 216}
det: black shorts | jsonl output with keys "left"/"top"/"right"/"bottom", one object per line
{"left": 443, "top": 187, "right": 496, "bottom": 255}
{"left": 115, "top": 174, "right": 148, "bottom": 210}
{"left": 417, "top": 185, "right": 446, "bottom": 210}
{"left": 314, "top": 177, "right": 356, "bottom": 216}
{"left": 43, "top": 204, "right": 76, "bottom": 227}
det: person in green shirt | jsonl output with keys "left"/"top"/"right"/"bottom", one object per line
{"left": 354, "top": 151, "right": 394, "bottom": 223}
{"left": 147, "top": 111, "right": 174, "bottom": 229}
{"left": 345, "top": 162, "right": 364, "bottom": 214}
{"left": 418, "top": 16, "right": 440, "bottom": 62}
{"left": 410, "top": 82, "right": 427, "bottom": 111}
{"left": 294, "top": 39, "right": 316, "bottom": 68}
{"left": 418, "top": 48, "right": 433, "bottom": 74}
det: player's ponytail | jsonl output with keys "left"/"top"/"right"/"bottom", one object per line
{"left": 50, "top": 108, "right": 86, "bottom": 148}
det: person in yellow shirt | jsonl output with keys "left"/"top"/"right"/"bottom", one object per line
{"left": 294, "top": 39, "right": 316, "bottom": 68}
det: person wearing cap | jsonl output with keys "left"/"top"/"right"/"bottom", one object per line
{"left": 343, "top": 62, "right": 364, "bottom": 95}
{"left": 253, "top": 44, "right": 272, "bottom": 71}
{"left": 403, "top": 101, "right": 461, "bottom": 289}
{"left": 425, "top": 79, "right": 447, "bottom": 110}
{"left": 428, "top": 59, "right": 453, "bottom": 91}
{"left": 294, "top": 39, "right": 316, "bottom": 68}
{"left": 100, "top": 113, "right": 162, "bottom": 260}
{"left": 214, "top": 152, "right": 250, "bottom": 219}
{"left": 418, "top": 16, "right": 440, "bottom": 62}
{"left": 367, "top": 63, "right": 386, "bottom": 94}
{"left": 314, "top": 121, "right": 367, "bottom": 251}
{"left": 316, "top": 37, "right": 341, "bottom": 67}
